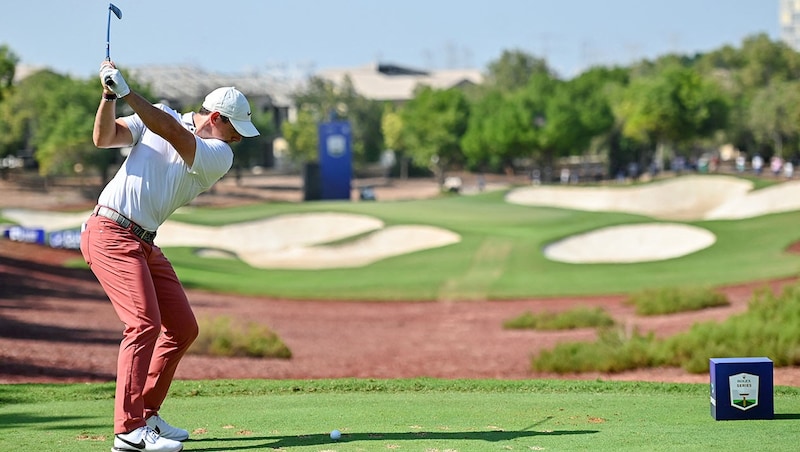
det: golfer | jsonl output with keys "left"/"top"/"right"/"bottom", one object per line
{"left": 82, "top": 61, "right": 259, "bottom": 452}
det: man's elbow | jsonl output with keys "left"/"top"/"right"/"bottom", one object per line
{"left": 93, "top": 134, "right": 116, "bottom": 149}
{"left": 94, "top": 127, "right": 125, "bottom": 148}
{"left": 93, "top": 134, "right": 106, "bottom": 148}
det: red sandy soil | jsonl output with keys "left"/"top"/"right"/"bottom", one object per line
{"left": 2, "top": 175, "right": 800, "bottom": 386}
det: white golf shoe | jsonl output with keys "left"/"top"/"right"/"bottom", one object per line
{"left": 146, "top": 415, "right": 190, "bottom": 441}
{"left": 112, "top": 426, "right": 183, "bottom": 452}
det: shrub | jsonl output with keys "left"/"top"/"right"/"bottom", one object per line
{"left": 504, "top": 306, "right": 615, "bottom": 330}
{"left": 532, "top": 327, "right": 662, "bottom": 373}
{"left": 531, "top": 283, "right": 800, "bottom": 375}
{"left": 662, "top": 285, "right": 800, "bottom": 373}
{"left": 190, "top": 316, "right": 292, "bottom": 359}
{"left": 626, "top": 286, "right": 729, "bottom": 316}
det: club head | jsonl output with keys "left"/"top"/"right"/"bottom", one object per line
{"left": 106, "top": 3, "right": 122, "bottom": 83}
{"left": 109, "top": 3, "right": 122, "bottom": 20}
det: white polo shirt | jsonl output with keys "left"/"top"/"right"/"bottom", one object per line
{"left": 97, "top": 105, "right": 233, "bottom": 231}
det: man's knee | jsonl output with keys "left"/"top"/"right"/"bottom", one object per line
{"left": 184, "top": 318, "right": 199, "bottom": 345}
{"left": 170, "top": 317, "right": 199, "bottom": 347}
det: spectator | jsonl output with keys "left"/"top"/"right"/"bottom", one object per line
{"left": 752, "top": 154, "right": 764, "bottom": 175}
{"left": 560, "top": 167, "right": 570, "bottom": 184}
{"left": 735, "top": 155, "right": 746, "bottom": 173}
{"left": 770, "top": 156, "right": 783, "bottom": 177}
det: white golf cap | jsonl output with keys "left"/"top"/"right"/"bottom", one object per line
{"left": 202, "top": 87, "right": 260, "bottom": 137}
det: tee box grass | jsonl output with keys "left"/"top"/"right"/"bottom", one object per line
{"left": 3, "top": 379, "right": 800, "bottom": 451}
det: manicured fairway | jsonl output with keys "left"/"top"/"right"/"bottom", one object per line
{"left": 161, "top": 190, "right": 800, "bottom": 300}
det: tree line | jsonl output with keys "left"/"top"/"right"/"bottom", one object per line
{"left": 1, "top": 33, "right": 799, "bottom": 183}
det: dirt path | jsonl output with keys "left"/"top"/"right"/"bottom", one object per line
{"left": 2, "top": 239, "right": 800, "bottom": 386}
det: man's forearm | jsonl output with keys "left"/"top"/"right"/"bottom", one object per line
{"left": 119, "top": 90, "right": 197, "bottom": 165}
{"left": 93, "top": 95, "right": 120, "bottom": 148}
{"left": 122, "top": 91, "right": 182, "bottom": 139}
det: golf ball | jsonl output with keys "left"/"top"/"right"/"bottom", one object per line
{"left": 330, "top": 429, "right": 341, "bottom": 440}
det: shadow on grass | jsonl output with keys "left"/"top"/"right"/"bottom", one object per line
{"left": 187, "top": 429, "right": 598, "bottom": 451}
{"left": 0, "top": 316, "right": 118, "bottom": 344}
{"left": 0, "top": 254, "right": 102, "bottom": 302}
{"left": 774, "top": 413, "right": 800, "bottom": 420}
{"left": 0, "top": 249, "right": 118, "bottom": 352}
{"left": 0, "top": 411, "right": 102, "bottom": 430}
{"left": 0, "top": 356, "right": 114, "bottom": 382}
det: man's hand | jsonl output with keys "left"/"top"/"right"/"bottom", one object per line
{"left": 99, "top": 64, "right": 131, "bottom": 98}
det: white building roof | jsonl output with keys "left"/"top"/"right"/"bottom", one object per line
{"left": 127, "top": 65, "right": 300, "bottom": 108}
{"left": 316, "top": 63, "right": 484, "bottom": 102}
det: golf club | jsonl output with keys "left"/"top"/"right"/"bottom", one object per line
{"left": 105, "top": 3, "right": 122, "bottom": 86}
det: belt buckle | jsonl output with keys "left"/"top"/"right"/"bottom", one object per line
{"left": 138, "top": 227, "right": 155, "bottom": 244}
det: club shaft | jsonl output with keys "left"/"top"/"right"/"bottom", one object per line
{"left": 106, "top": 9, "right": 111, "bottom": 60}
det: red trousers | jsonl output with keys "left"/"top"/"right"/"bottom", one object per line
{"left": 81, "top": 214, "right": 198, "bottom": 434}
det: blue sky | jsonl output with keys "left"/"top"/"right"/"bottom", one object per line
{"left": 0, "top": 0, "right": 779, "bottom": 80}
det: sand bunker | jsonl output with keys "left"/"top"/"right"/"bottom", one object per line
{"left": 506, "top": 175, "right": 755, "bottom": 221}
{"left": 239, "top": 225, "right": 460, "bottom": 269}
{"left": 544, "top": 223, "right": 716, "bottom": 263}
{"left": 506, "top": 174, "right": 800, "bottom": 263}
{"left": 154, "top": 213, "right": 460, "bottom": 269}
{"left": 704, "top": 179, "right": 800, "bottom": 220}
{"left": 0, "top": 210, "right": 460, "bottom": 269}
{"left": 1, "top": 209, "right": 92, "bottom": 232}
{"left": 506, "top": 175, "right": 800, "bottom": 221}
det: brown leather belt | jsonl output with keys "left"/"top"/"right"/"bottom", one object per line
{"left": 94, "top": 206, "right": 156, "bottom": 244}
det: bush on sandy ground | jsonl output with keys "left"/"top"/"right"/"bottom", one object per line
{"left": 190, "top": 316, "right": 291, "bottom": 359}
{"left": 662, "top": 284, "right": 800, "bottom": 373}
{"left": 625, "top": 286, "right": 729, "bottom": 315}
{"left": 533, "top": 283, "right": 800, "bottom": 374}
{"left": 503, "top": 306, "right": 615, "bottom": 330}
{"left": 532, "top": 327, "right": 659, "bottom": 373}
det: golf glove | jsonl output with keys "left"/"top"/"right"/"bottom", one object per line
{"left": 99, "top": 66, "right": 130, "bottom": 98}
